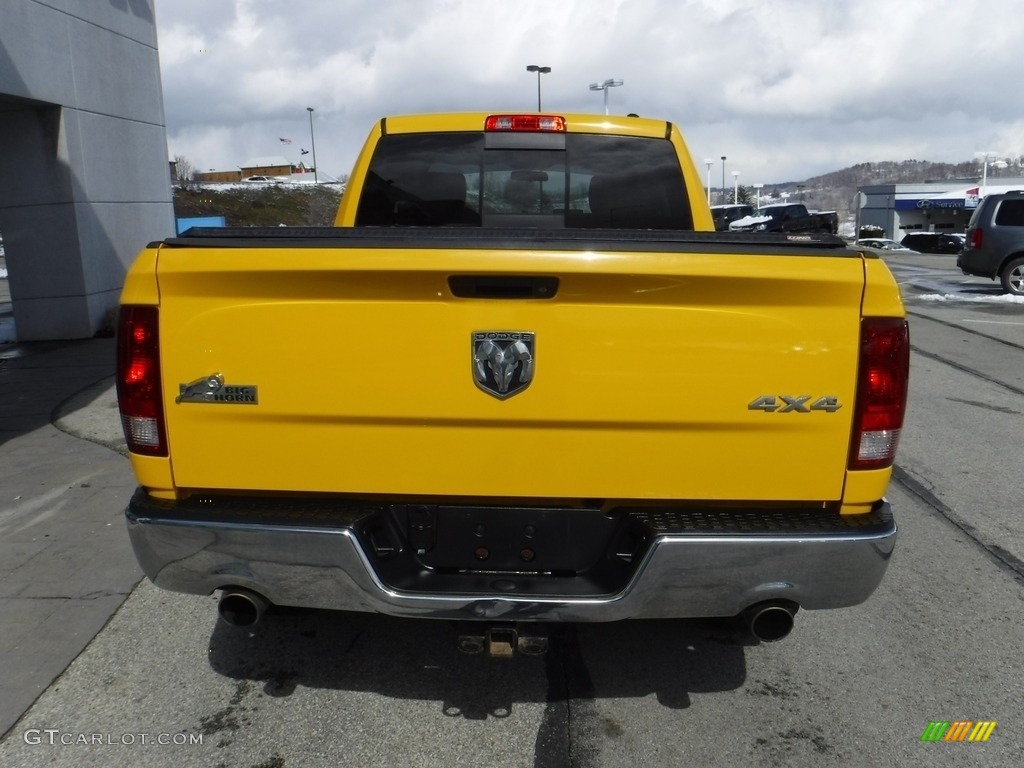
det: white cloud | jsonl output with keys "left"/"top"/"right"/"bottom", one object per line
{"left": 155, "top": 0, "right": 1024, "bottom": 183}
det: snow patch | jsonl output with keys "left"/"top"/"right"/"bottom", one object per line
{"left": 729, "top": 215, "right": 772, "bottom": 230}
{"left": 915, "top": 292, "right": 1024, "bottom": 304}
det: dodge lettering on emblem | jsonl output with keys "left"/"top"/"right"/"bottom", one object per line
{"left": 472, "top": 331, "right": 535, "bottom": 400}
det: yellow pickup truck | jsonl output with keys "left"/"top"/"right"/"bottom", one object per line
{"left": 118, "top": 112, "right": 908, "bottom": 650}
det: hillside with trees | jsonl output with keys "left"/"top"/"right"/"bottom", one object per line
{"left": 173, "top": 185, "right": 343, "bottom": 227}
{"left": 738, "top": 158, "right": 1023, "bottom": 224}
{"left": 172, "top": 158, "right": 1022, "bottom": 230}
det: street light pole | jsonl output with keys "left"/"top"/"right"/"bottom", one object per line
{"left": 526, "top": 65, "right": 551, "bottom": 111}
{"left": 975, "top": 151, "right": 997, "bottom": 197}
{"left": 732, "top": 171, "right": 740, "bottom": 204}
{"left": 306, "top": 107, "right": 318, "bottom": 184}
{"left": 704, "top": 159, "right": 714, "bottom": 205}
{"left": 720, "top": 156, "right": 726, "bottom": 205}
{"left": 589, "top": 78, "right": 623, "bottom": 115}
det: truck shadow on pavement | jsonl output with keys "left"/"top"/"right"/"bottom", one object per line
{"left": 205, "top": 607, "right": 752, "bottom": 720}
{"left": 0, "top": 339, "right": 117, "bottom": 450}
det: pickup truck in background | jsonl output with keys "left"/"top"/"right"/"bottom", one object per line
{"left": 730, "top": 202, "right": 839, "bottom": 235}
{"left": 118, "top": 112, "right": 908, "bottom": 653}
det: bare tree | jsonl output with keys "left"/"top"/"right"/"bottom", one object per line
{"left": 173, "top": 154, "right": 198, "bottom": 190}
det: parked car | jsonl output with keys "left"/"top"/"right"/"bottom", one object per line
{"left": 856, "top": 238, "right": 913, "bottom": 251}
{"left": 958, "top": 190, "right": 1024, "bottom": 295}
{"left": 710, "top": 204, "right": 753, "bottom": 231}
{"left": 899, "top": 232, "right": 964, "bottom": 254}
{"left": 244, "top": 175, "right": 281, "bottom": 184}
{"left": 729, "top": 203, "right": 837, "bottom": 235}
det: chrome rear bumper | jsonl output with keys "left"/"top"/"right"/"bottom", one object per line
{"left": 125, "top": 490, "right": 896, "bottom": 622}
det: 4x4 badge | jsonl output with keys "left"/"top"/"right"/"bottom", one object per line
{"left": 472, "top": 332, "right": 535, "bottom": 400}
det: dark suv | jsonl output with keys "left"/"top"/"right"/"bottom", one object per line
{"left": 900, "top": 232, "right": 965, "bottom": 254}
{"left": 959, "top": 191, "right": 1024, "bottom": 295}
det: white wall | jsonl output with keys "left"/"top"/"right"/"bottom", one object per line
{"left": 0, "top": 0, "right": 174, "bottom": 340}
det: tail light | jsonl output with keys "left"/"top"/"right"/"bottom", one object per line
{"left": 117, "top": 306, "right": 167, "bottom": 456}
{"left": 849, "top": 317, "right": 909, "bottom": 470}
{"left": 485, "top": 115, "right": 566, "bottom": 132}
{"left": 968, "top": 227, "right": 983, "bottom": 250}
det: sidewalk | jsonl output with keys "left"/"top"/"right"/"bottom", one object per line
{"left": 0, "top": 338, "right": 141, "bottom": 739}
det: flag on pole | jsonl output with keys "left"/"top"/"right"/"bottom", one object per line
{"left": 279, "top": 137, "right": 292, "bottom": 145}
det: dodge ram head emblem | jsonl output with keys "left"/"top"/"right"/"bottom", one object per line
{"left": 472, "top": 331, "right": 535, "bottom": 400}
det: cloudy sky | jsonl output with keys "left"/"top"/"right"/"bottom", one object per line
{"left": 155, "top": 0, "right": 1024, "bottom": 185}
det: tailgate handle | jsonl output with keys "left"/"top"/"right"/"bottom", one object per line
{"left": 448, "top": 276, "right": 558, "bottom": 299}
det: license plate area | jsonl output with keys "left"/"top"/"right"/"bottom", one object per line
{"left": 354, "top": 502, "right": 652, "bottom": 597}
{"left": 397, "top": 504, "right": 623, "bottom": 575}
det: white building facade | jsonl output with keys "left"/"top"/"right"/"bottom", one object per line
{"left": 858, "top": 178, "right": 1024, "bottom": 240}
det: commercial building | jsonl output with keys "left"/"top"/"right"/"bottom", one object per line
{"left": 195, "top": 159, "right": 320, "bottom": 184}
{"left": 858, "top": 178, "right": 1024, "bottom": 240}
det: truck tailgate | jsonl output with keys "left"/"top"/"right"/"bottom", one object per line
{"left": 156, "top": 244, "right": 865, "bottom": 502}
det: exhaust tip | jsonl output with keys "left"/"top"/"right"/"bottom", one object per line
{"left": 741, "top": 601, "right": 798, "bottom": 642}
{"left": 218, "top": 589, "right": 269, "bottom": 627}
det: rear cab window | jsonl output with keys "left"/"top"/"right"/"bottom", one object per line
{"left": 355, "top": 132, "right": 693, "bottom": 230}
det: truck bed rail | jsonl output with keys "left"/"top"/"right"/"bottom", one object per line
{"left": 161, "top": 226, "right": 852, "bottom": 254}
